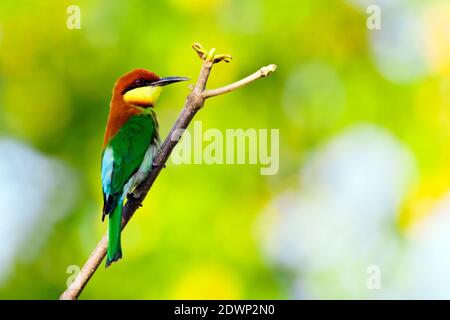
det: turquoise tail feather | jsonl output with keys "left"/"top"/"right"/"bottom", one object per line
{"left": 106, "top": 198, "right": 123, "bottom": 267}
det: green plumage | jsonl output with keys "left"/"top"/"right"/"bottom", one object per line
{"left": 102, "top": 113, "right": 157, "bottom": 267}
{"left": 109, "top": 115, "right": 155, "bottom": 194}
{"left": 107, "top": 202, "right": 123, "bottom": 266}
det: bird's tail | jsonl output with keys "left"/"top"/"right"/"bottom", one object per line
{"left": 106, "top": 198, "right": 123, "bottom": 267}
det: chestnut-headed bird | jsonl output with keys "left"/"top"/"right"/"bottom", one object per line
{"left": 102, "top": 69, "right": 188, "bottom": 267}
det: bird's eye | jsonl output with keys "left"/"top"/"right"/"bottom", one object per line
{"left": 134, "top": 78, "right": 146, "bottom": 87}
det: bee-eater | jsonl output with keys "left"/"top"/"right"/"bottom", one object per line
{"left": 102, "top": 69, "right": 188, "bottom": 267}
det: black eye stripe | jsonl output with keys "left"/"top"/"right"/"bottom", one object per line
{"left": 135, "top": 78, "right": 145, "bottom": 86}
{"left": 122, "top": 78, "right": 152, "bottom": 95}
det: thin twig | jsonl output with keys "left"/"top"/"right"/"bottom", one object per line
{"left": 202, "top": 64, "right": 277, "bottom": 99}
{"left": 59, "top": 43, "right": 276, "bottom": 300}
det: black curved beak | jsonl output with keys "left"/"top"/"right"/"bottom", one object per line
{"left": 151, "top": 76, "right": 190, "bottom": 87}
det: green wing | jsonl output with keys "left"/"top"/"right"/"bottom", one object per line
{"left": 103, "top": 114, "right": 156, "bottom": 216}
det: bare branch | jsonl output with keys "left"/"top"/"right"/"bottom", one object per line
{"left": 59, "top": 43, "right": 276, "bottom": 300}
{"left": 202, "top": 64, "right": 277, "bottom": 99}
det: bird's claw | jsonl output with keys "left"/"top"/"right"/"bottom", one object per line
{"left": 127, "top": 192, "right": 143, "bottom": 207}
{"left": 127, "top": 191, "right": 141, "bottom": 201}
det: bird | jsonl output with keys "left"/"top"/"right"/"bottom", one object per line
{"left": 101, "top": 69, "right": 189, "bottom": 267}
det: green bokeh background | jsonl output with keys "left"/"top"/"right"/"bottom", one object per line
{"left": 1, "top": 0, "right": 450, "bottom": 299}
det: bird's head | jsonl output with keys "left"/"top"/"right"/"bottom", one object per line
{"left": 113, "top": 68, "right": 189, "bottom": 108}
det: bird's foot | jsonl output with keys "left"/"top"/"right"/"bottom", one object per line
{"left": 127, "top": 191, "right": 141, "bottom": 202}
{"left": 127, "top": 192, "right": 143, "bottom": 207}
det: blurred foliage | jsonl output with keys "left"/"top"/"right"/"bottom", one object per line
{"left": 0, "top": 0, "right": 450, "bottom": 299}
